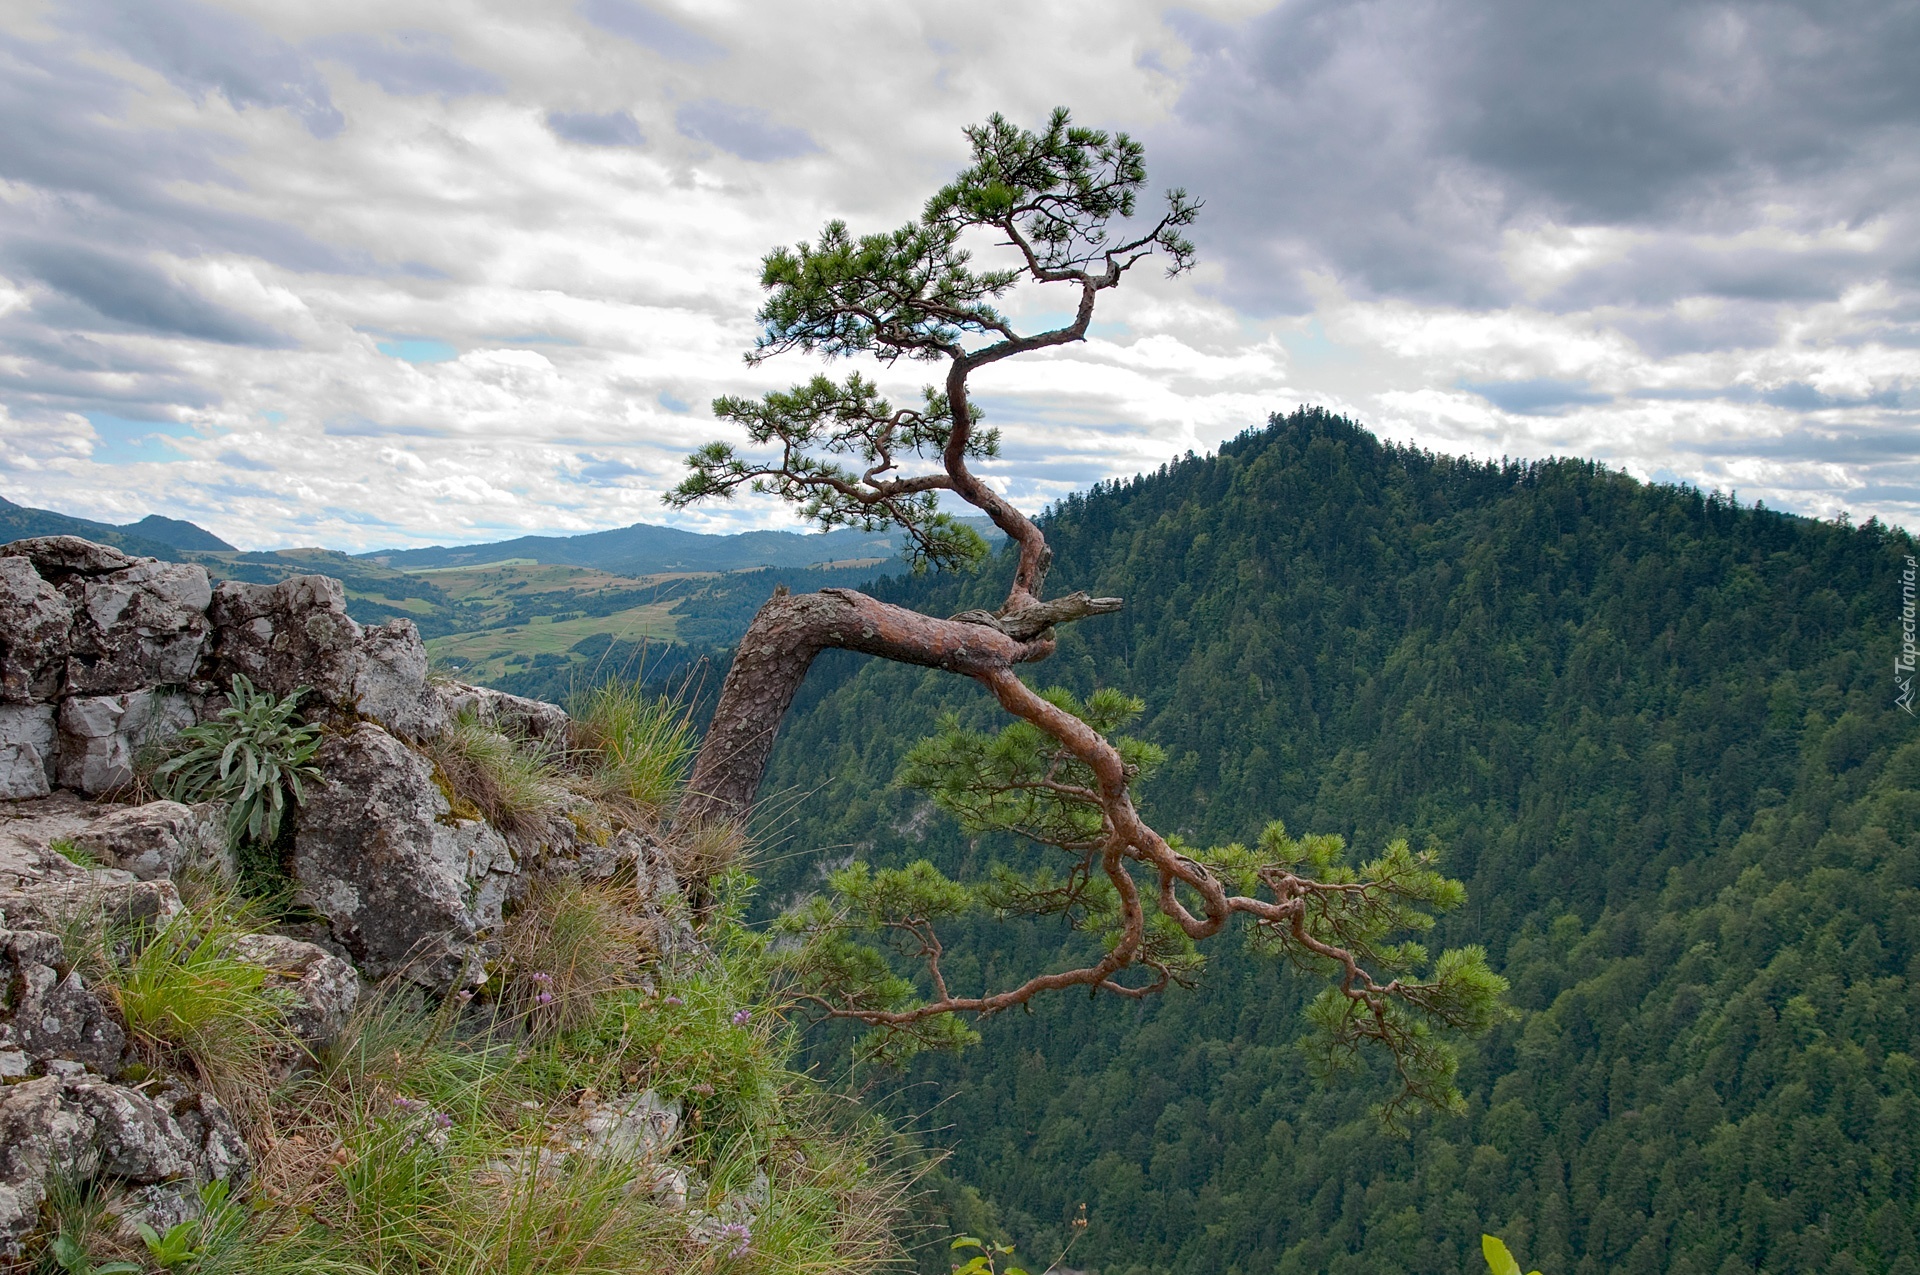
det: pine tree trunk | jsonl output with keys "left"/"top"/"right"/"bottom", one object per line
{"left": 675, "top": 588, "right": 1055, "bottom": 829}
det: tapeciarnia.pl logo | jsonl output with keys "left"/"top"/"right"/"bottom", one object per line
{"left": 1900, "top": 555, "right": 1917, "bottom": 716}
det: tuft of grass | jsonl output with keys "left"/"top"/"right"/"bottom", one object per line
{"left": 29, "top": 1176, "right": 143, "bottom": 1275}
{"left": 102, "top": 904, "right": 295, "bottom": 1114}
{"left": 423, "top": 708, "right": 565, "bottom": 841}
{"left": 497, "top": 876, "right": 654, "bottom": 1036}
{"left": 48, "top": 837, "right": 103, "bottom": 870}
{"left": 569, "top": 682, "right": 697, "bottom": 817}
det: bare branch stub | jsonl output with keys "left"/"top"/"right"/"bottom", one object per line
{"left": 672, "top": 108, "right": 1503, "bottom": 1117}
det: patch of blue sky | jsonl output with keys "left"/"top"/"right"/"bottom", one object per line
{"left": 86, "top": 412, "right": 197, "bottom": 464}
{"left": 375, "top": 337, "right": 458, "bottom": 364}
{"left": 1277, "top": 318, "right": 1357, "bottom": 368}
{"left": 657, "top": 391, "right": 690, "bottom": 412}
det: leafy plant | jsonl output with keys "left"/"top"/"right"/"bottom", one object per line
{"left": 1482, "top": 1234, "right": 1544, "bottom": 1275}
{"left": 950, "top": 1235, "right": 1028, "bottom": 1275}
{"left": 43, "top": 1236, "right": 140, "bottom": 1275}
{"left": 134, "top": 1216, "right": 201, "bottom": 1270}
{"left": 153, "top": 674, "right": 322, "bottom": 855}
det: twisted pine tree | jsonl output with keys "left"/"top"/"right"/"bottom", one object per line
{"left": 672, "top": 108, "right": 1505, "bottom": 1121}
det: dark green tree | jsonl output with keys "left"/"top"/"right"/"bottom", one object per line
{"left": 671, "top": 109, "right": 1503, "bottom": 1118}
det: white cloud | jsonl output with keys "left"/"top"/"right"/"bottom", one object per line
{"left": 0, "top": 0, "right": 1916, "bottom": 550}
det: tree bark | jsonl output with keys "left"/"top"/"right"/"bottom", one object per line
{"left": 676, "top": 587, "right": 1057, "bottom": 830}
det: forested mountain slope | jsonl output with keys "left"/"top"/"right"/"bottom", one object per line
{"left": 759, "top": 409, "right": 1920, "bottom": 1275}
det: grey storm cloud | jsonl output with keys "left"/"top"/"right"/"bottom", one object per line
{"left": 1458, "top": 379, "right": 1612, "bottom": 417}
{"left": 7, "top": 239, "right": 289, "bottom": 346}
{"left": 308, "top": 31, "right": 506, "bottom": 97}
{"left": 675, "top": 100, "right": 817, "bottom": 162}
{"left": 60, "top": 0, "right": 344, "bottom": 137}
{"left": 548, "top": 110, "right": 646, "bottom": 147}
{"left": 1153, "top": 0, "right": 1920, "bottom": 322}
{"left": 577, "top": 0, "right": 723, "bottom": 62}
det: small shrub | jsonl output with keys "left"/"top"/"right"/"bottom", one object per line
{"left": 570, "top": 682, "right": 696, "bottom": 816}
{"left": 153, "top": 675, "right": 321, "bottom": 859}
{"left": 423, "top": 709, "right": 564, "bottom": 840}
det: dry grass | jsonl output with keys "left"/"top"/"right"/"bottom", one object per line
{"left": 424, "top": 709, "right": 567, "bottom": 842}
{"left": 496, "top": 876, "right": 655, "bottom": 1036}
{"left": 670, "top": 820, "right": 748, "bottom": 886}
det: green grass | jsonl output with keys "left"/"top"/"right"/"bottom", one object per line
{"left": 209, "top": 879, "right": 908, "bottom": 1275}
{"left": 102, "top": 904, "right": 295, "bottom": 1109}
{"left": 570, "top": 682, "right": 698, "bottom": 818}
{"left": 49, "top": 837, "right": 103, "bottom": 869}
{"left": 427, "top": 601, "right": 681, "bottom": 683}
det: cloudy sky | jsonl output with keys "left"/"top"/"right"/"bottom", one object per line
{"left": 2, "top": 0, "right": 1916, "bottom": 550}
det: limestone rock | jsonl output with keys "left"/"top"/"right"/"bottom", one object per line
{"left": 0, "top": 873, "right": 182, "bottom": 936}
{"left": 0, "top": 704, "right": 55, "bottom": 800}
{"left": 69, "top": 799, "right": 233, "bottom": 882}
{"left": 352, "top": 619, "right": 447, "bottom": 741}
{"left": 0, "top": 793, "right": 99, "bottom": 889}
{"left": 56, "top": 689, "right": 201, "bottom": 795}
{"left": 206, "top": 577, "right": 445, "bottom": 740}
{"left": 228, "top": 933, "right": 359, "bottom": 1050}
{"left": 439, "top": 681, "right": 571, "bottom": 745}
{"left": 0, "top": 556, "right": 72, "bottom": 704}
{"left": 0, "top": 1074, "right": 249, "bottom": 1260}
{"left": 292, "top": 724, "right": 515, "bottom": 989}
{"left": 0, "top": 928, "right": 125, "bottom": 1074}
{"left": 578, "top": 1090, "right": 681, "bottom": 1161}
{"left": 61, "top": 558, "right": 212, "bottom": 696}
{"left": 0, "top": 536, "right": 138, "bottom": 581}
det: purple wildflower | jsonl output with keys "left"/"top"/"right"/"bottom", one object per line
{"left": 455, "top": 989, "right": 474, "bottom": 1004}
{"left": 535, "top": 991, "right": 554, "bottom": 1006}
{"left": 664, "top": 995, "right": 683, "bottom": 1007}
{"left": 433, "top": 1112, "right": 453, "bottom": 1130}
{"left": 715, "top": 1221, "right": 751, "bottom": 1259}
{"left": 392, "top": 1096, "right": 419, "bottom": 1110}
{"left": 529, "top": 972, "right": 553, "bottom": 984}
{"left": 731, "top": 1009, "right": 752, "bottom": 1027}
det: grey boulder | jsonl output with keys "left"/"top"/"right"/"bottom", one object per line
{"left": 293, "top": 724, "right": 515, "bottom": 989}
{"left": 0, "top": 704, "right": 55, "bottom": 800}
{"left": 0, "top": 556, "right": 72, "bottom": 704}
{"left": 69, "top": 799, "right": 233, "bottom": 882}
{"left": 61, "top": 558, "right": 212, "bottom": 696}
{"left": 206, "top": 576, "right": 445, "bottom": 740}
{"left": 438, "top": 681, "right": 572, "bottom": 745}
{"left": 55, "top": 689, "right": 202, "bottom": 796}
{"left": 0, "top": 1075, "right": 249, "bottom": 1259}
{"left": 0, "top": 928, "right": 125, "bottom": 1077}
{"left": 0, "top": 536, "right": 139, "bottom": 581}
{"left": 229, "top": 933, "right": 359, "bottom": 1051}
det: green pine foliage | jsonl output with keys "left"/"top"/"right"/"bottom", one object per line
{"left": 755, "top": 408, "right": 1920, "bottom": 1274}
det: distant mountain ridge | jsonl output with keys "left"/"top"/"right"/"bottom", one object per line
{"left": 0, "top": 496, "right": 234, "bottom": 557}
{"left": 357, "top": 518, "right": 1001, "bottom": 578}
